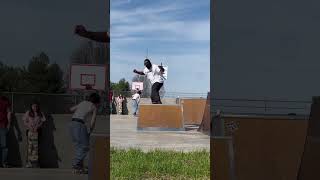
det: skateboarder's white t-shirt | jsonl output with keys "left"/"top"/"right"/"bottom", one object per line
{"left": 72, "top": 101, "right": 96, "bottom": 121}
{"left": 132, "top": 93, "right": 140, "bottom": 103}
{"left": 143, "top": 64, "right": 165, "bottom": 85}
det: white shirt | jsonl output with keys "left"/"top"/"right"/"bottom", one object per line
{"left": 132, "top": 93, "right": 140, "bottom": 103}
{"left": 72, "top": 101, "right": 96, "bottom": 121}
{"left": 143, "top": 64, "right": 165, "bottom": 84}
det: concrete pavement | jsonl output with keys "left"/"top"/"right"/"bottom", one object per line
{"left": 0, "top": 168, "right": 87, "bottom": 180}
{"left": 110, "top": 115, "right": 210, "bottom": 152}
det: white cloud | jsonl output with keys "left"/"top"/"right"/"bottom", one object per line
{"left": 111, "top": 1, "right": 210, "bottom": 42}
{"left": 111, "top": 0, "right": 132, "bottom": 7}
{"left": 110, "top": 0, "right": 210, "bottom": 93}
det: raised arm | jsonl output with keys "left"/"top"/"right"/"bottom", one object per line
{"left": 70, "top": 105, "right": 78, "bottom": 112}
{"left": 75, "top": 25, "right": 110, "bottom": 43}
{"left": 133, "top": 69, "right": 145, "bottom": 75}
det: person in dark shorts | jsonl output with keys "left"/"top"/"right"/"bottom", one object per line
{"left": 133, "top": 59, "right": 166, "bottom": 104}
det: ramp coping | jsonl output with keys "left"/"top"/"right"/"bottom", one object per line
{"left": 221, "top": 114, "right": 309, "bottom": 120}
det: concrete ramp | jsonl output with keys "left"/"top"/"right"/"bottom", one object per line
{"left": 137, "top": 104, "right": 184, "bottom": 131}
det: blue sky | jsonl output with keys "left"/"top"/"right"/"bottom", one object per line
{"left": 110, "top": 0, "right": 210, "bottom": 93}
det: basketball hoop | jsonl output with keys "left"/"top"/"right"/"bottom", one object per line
{"left": 69, "top": 64, "right": 106, "bottom": 91}
{"left": 85, "top": 84, "right": 93, "bottom": 90}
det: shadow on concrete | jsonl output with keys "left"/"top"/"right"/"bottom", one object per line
{"left": 39, "top": 114, "right": 60, "bottom": 168}
{"left": 122, "top": 97, "right": 129, "bottom": 115}
{"left": 7, "top": 113, "right": 23, "bottom": 167}
{"left": 111, "top": 99, "right": 117, "bottom": 114}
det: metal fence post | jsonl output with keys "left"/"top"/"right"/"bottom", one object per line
{"left": 74, "top": 95, "right": 77, "bottom": 106}
{"left": 11, "top": 92, "right": 14, "bottom": 111}
{"left": 264, "top": 97, "right": 267, "bottom": 113}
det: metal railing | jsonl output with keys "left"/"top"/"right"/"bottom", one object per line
{"left": 212, "top": 98, "right": 312, "bottom": 116}
{"left": 111, "top": 90, "right": 208, "bottom": 98}
{"left": 0, "top": 91, "right": 312, "bottom": 116}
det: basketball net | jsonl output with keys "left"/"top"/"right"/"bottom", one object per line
{"left": 85, "top": 84, "right": 93, "bottom": 90}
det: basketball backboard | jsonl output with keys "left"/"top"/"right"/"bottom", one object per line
{"left": 70, "top": 64, "right": 106, "bottom": 90}
{"left": 132, "top": 82, "right": 143, "bottom": 90}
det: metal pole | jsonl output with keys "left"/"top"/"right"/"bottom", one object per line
{"left": 11, "top": 92, "right": 14, "bottom": 111}
{"left": 264, "top": 97, "right": 267, "bottom": 113}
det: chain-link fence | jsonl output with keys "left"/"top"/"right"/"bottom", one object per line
{"left": 0, "top": 92, "right": 108, "bottom": 115}
{"left": 2, "top": 91, "right": 307, "bottom": 116}
{"left": 213, "top": 98, "right": 312, "bottom": 116}
{"left": 111, "top": 90, "right": 208, "bottom": 98}
{"left": 0, "top": 91, "right": 207, "bottom": 114}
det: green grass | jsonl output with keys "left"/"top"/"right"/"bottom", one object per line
{"left": 111, "top": 148, "right": 210, "bottom": 180}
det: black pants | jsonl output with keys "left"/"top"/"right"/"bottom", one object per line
{"left": 151, "top": 82, "right": 163, "bottom": 104}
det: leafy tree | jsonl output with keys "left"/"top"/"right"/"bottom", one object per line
{"left": 111, "top": 78, "right": 130, "bottom": 97}
{"left": 26, "top": 52, "right": 50, "bottom": 92}
{"left": 0, "top": 52, "right": 65, "bottom": 93}
{"left": 46, "top": 63, "right": 65, "bottom": 93}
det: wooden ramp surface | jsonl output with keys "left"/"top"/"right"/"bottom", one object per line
{"left": 198, "top": 92, "right": 210, "bottom": 134}
{"left": 89, "top": 134, "right": 109, "bottom": 180}
{"left": 138, "top": 104, "right": 184, "bottom": 131}
{"left": 180, "top": 98, "right": 206, "bottom": 124}
{"left": 298, "top": 97, "right": 320, "bottom": 180}
{"left": 211, "top": 137, "right": 234, "bottom": 180}
{"left": 212, "top": 115, "right": 308, "bottom": 180}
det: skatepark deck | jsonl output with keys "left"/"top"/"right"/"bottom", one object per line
{"left": 111, "top": 115, "right": 210, "bottom": 152}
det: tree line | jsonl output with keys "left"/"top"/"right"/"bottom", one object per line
{"left": 0, "top": 52, "right": 65, "bottom": 93}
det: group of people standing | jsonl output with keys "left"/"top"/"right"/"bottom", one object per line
{"left": 115, "top": 95, "right": 126, "bottom": 115}
{"left": 0, "top": 96, "right": 46, "bottom": 168}
{"left": 109, "top": 94, "right": 127, "bottom": 115}
{"left": 0, "top": 92, "right": 100, "bottom": 175}
{"left": 115, "top": 90, "right": 141, "bottom": 116}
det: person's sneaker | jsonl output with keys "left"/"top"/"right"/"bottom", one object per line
{"left": 2, "top": 163, "right": 10, "bottom": 168}
{"left": 81, "top": 168, "right": 88, "bottom": 174}
{"left": 72, "top": 168, "right": 79, "bottom": 174}
{"left": 72, "top": 168, "right": 88, "bottom": 175}
{"left": 25, "top": 163, "right": 32, "bottom": 168}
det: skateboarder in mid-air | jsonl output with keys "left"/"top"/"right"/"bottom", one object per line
{"left": 133, "top": 59, "right": 166, "bottom": 104}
